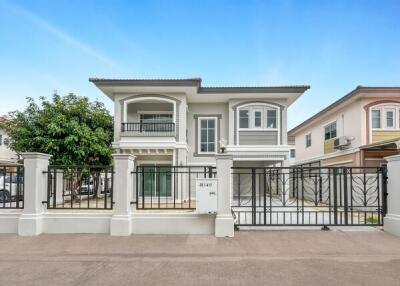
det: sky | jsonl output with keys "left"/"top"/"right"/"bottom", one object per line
{"left": 0, "top": 0, "right": 399, "bottom": 129}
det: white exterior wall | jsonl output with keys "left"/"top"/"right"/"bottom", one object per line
{"left": 294, "top": 100, "right": 363, "bottom": 162}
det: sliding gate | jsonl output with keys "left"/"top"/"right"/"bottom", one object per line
{"left": 232, "top": 167, "right": 387, "bottom": 227}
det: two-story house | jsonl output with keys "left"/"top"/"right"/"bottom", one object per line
{"left": 90, "top": 78, "right": 309, "bottom": 198}
{"left": 288, "top": 86, "right": 400, "bottom": 167}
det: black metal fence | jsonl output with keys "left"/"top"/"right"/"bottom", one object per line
{"left": 0, "top": 165, "right": 24, "bottom": 209}
{"left": 232, "top": 166, "right": 387, "bottom": 227}
{"left": 46, "top": 165, "right": 113, "bottom": 210}
{"left": 134, "top": 165, "right": 216, "bottom": 210}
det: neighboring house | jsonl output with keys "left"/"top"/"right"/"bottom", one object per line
{"left": 288, "top": 86, "right": 400, "bottom": 167}
{"left": 0, "top": 117, "right": 18, "bottom": 165}
{"left": 90, "top": 78, "right": 309, "bottom": 195}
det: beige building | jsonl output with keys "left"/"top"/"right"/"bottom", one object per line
{"left": 288, "top": 86, "right": 400, "bottom": 167}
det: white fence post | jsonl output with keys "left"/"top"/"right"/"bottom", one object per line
{"left": 18, "top": 152, "right": 51, "bottom": 236}
{"left": 215, "top": 154, "right": 234, "bottom": 237}
{"left": 110, "top": 154, "right": 135, "bottom": 236}
{"left": 384, "top": 155, "right": 400, "bottom": 236}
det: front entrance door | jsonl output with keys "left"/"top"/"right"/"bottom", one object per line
{"left": 142, "top": 165, "right": 172, "bottom": 197}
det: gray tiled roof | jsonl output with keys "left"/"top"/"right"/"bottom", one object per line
{"left": 89, "top": 77, "right": 310, "bottom": 93}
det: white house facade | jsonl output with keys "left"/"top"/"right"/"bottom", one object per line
{"left": 90, "top": 78, "right": 309, "bottom": 170}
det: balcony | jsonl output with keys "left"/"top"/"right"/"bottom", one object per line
{"left": 121, "top": 122, "right": 176, "bottom": 137}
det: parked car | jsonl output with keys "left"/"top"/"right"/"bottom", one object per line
{"left": 76, "top": 183, "right": 95, "bottom": 196}
{"left": 0, "top": 175, "right": 24, "bottom": 203}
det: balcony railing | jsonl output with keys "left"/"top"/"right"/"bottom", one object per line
{"left": 121, "top": 122, "right": 175, "bottom": 136}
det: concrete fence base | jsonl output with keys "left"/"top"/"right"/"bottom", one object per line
{"left": 0, "top": 152, "right": 234, "bottom": 237}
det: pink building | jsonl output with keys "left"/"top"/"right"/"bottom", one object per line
{"left": 289, "top": 86, "right": 400, "bottom": 167}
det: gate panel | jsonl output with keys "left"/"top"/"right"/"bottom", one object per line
{"left": 232, "top": 166, "right": 387, "bottom": 227}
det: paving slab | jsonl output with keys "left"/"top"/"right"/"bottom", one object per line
{"left": 0, "top": 230, "right": 399, "bottom": 286}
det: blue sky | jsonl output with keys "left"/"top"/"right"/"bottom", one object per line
{"left": 0, "top": 0, "right": 399, "bottom": 129}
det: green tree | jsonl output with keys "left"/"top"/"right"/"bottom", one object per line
{"left": 1, "top": 93, "right": 113, "bottom": 166}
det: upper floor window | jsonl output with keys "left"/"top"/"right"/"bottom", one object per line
{"left": 267, "top": 110, "right": 277, "bottom": 128}
{"left": 253, "top": 109, "right": 262, "bottom": 128}
{"left": 305, "top": 133, "right": 312, "bottom": 148}
{"left": 139, "top": 113, "right": 172, "bottom": 123}
{"left": 238, "top": 105, "right": 278, "bottom": 130}
{"left": 199, "top": 117, "right": 217, "bottom": 154}
{"left": 371, "top": 105, "right": 400, "bottom": 130}
{"left": 239, "top": 110, "right": 249, "bottom": 128}
{"left": 324, "top": 122, "right": 337, "bottom": 141}
{"left": 0, "top": 134, "right": 2, "bottom": 146}
{"left": 386, "top": 110, "right": 394, "bottom": 128}
{"left": 372, "top": 109, "right": 381, "bottom": 128}
{"left": 290, "top": 149, "right": 296, "bottom": 158}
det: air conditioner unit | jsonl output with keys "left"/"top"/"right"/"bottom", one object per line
{"left": 334, "top": 136, "right": 351, "bottom": 150}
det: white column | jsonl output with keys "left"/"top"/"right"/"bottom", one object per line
{"left": 110, "top": 154, "right": 135, "bottom": 236}
{"left": 384, "top": 155, "right": 400, "bottom": 236}
{"left": 56, "top": 170, "right": 64, "bottom": 205}
{"left": 18, "top": 152, "right": 52, "bottom": 236}
{"left": 281, "top": 160, "right": 291, "bottom": 205}
{"left": 215, "top": 154, "right": 234, "bottom": 237}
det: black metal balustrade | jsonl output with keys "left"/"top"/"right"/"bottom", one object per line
{"left": 134, "top": 165, "right": 216, "bottom": 210}
{"left": 232, "top": 166, "right": 387, "bottom": 227}
{"left": 0, "top": 165, "right": 24, "bottom": 209}
{"left": 46, "top": 165, "right": 113, "bottom": 210}
{"left": 121, "top": 122, "right": 175, "bottom": 134}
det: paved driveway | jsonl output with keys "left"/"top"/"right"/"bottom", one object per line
{"left": 0, "top": 230, "right": 399, "bottom": 286}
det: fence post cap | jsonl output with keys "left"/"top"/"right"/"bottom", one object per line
{"left": 384, "top": 154, "right": 400, "bottom": 162}
{"left": 21, "top": 152, "right": 52, "bottom": 160}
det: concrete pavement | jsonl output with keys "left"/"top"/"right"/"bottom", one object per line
{"left": 0, "top": 230, "right": 399, "bottom": 286}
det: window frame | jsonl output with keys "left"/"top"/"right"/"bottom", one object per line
{"left": 138, "top": 111, "right": 174, "bottom": 123}
{"left": 305, "top": 133, "right": 312, "bottom": 148}
{"left": 198, "top": 117, "right": 218, "bottom": 155}
{"left": 238, "top": 105, "right": 279, "bottom": 131}
{"left": 266, "top": 109, "right": 277, "bottom": 129}
{"left": 324, "top": 121, "right": 337, "bottom": 141}
{"left": 239, "top": 109, "right": 249, "bottom": 129}
{"left": 370, "top": 105, "right": 400, "bottom": 131}
{"left": 252, "top": 108, "right": 263, "bottom": 128}
{"left": 385, "top": 108, "right": 395, "bottom": 129}
{"left": 371, "top": 109, "right": 381, "bottom": 129}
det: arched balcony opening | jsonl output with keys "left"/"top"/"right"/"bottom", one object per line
{"left": 121, "top": 97, "right": 176, "bottom": 137}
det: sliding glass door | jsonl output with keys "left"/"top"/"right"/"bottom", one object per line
{"left": 141, "top": 165, "right": 172, "bottom": 197}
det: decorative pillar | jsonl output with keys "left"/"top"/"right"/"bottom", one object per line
{"left": 215, "top": 154, "right": 234, "bottom": 237}
{"left": 110, "top": 154, "right": 135, "bottom": 236}
{"left": 281, "top": 160, "right": 291, "bottom": 205}
{"left": 18, "top": 152, "right": 52, "bottom": 236}
{"left": 384, "top": 155, "right": 400, "bottom": 235}
{"left": 55, "top": 169, "right": 64, "bottom": 205}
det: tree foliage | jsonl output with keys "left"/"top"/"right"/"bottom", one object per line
{"left": 1, "top": 93, "right": 113, "bottom": 165}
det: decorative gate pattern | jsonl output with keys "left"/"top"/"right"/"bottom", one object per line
{"left": 232, "top": 167, "right": 387, "bottom": 227}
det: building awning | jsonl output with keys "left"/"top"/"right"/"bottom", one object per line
{"left": 359, "top": 138, "right": 400, "bottom": 150}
